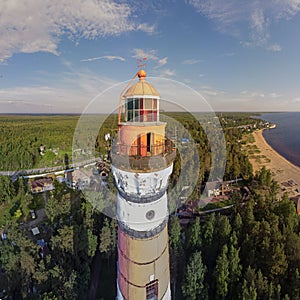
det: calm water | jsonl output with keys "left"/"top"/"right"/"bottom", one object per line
{"left": 259, "top": 112, "right": 300, "bottom": 167}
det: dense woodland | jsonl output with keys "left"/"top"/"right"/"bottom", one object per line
{"left": 0, "top": 180, "right": 118, "bottom": 299}
{"left": 170, "top": 167, "right": 300, "bottom": 299}
{"left": 0, "top": 115, "right": 79, "bottom": 170}
{"left": 0, "top": 113, "right": 255, "bottom": 175}
{"left": 1, "top": 113, "right": 298, "bottom": 299}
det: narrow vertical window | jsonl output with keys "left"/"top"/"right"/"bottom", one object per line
{"left": 145, "top": 98, "right": 152, "bottom": 109}
{"left": 146, "top": 280, "right": 158, "bottom": 300}
{"left": 147, "top": 133, "right": 151, "bottom": 153}
{"left": 153, "top": 99, "right": 157, "bottom": 109}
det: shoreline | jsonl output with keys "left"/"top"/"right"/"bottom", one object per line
{"left": 248, "top": 129, "right": 300, "bottom": 197}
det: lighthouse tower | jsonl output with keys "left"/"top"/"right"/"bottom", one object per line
{"left": 111, "top": 69, "right": 176, "bottom": 300}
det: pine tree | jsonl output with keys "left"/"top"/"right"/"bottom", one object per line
{"left": 182, "top": 251, "right": 207, "bottom": 300}
{"left": 99, "top": 218, "right": 112, "bottom": 264}
{"left": 241, "top": 266, "right": 257, "bottom": 300}
{"left": 169, "top": 216, "right": 183, "bottom": 297}
{"left": 241, "top": 278, "right": 257, "bottom": 300}
{"left": 255, "top": 269, "right": 269, "bottom": 299}
{"left": 189, "top": 217, "right": 202, "bottom": 250}
{"left": 228, "top": 238, "right": 242, "bottom": 298}
{"left": 202, "top": 213, "right": 215, "bottom": 246}
{"left": 214, "top": 245, "right": 229, "bottom": 299}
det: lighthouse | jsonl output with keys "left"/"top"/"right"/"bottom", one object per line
{"left": 111, "top": 69, "right": 176, "bottom": 299}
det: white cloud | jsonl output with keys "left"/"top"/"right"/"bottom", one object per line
{"left": 132, "top": 49, "right": 168, "bottom": 70}
{"left": 182, "top": 59, "right": 202, "bottom": 65}
{"left": 187, "top": 87, "right": 299, "bottom": 111}
{"left": 80, "top": 55, "right": 125, "bottom": 62}
{"left": 136, "top": 23, "right": 156, "bottom": 34}
{"left": 0, "top": 86, "right": 81, "bottom": 113}
{"left": 0, "top": 65, "right": 121, "bottom": 113}
{"left": 1, "top": 74, "right": 299, "bottom": 113}
{"left": 268, "top": 44, "right": 282, "bottom": 52}
{"left": 187, "top": 0, "right": 300, "bottom": 51}
{"left": 240, "top": 90, "right": 282, "bottom": 99}
{"left": 132, "top": 49, "right": 158, "bottom": 60}
{"left": 0, "top": 0, "right": 154, "bottom": 62}
{"left": 199, "top": 86, "right": 226, "bottom": 97}
{"left": 160, "top": 69, "right": 175, "bottom": 77}
{"left": 153, "top": 57, "right": 168, "bottom": 69}
{"left": 292, "top": 97, "right": 300, "bottom": 104}
{"left": 157, "top": 57, "right": 168, "bottom": 67}
{"left": 269, "top": 92, "right": 282, "bottom": 98}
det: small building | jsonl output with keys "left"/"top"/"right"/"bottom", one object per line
{"left": 204, "top": 180, "right": 230, "bottom": 197}
{"left": 31, "top": 178, "right": 54, "bottom": 194}
{"left": 31, "top": 227, "right": 40, "bottom": 236}
{"left": 96, "top": 161, "right": 111, "bottom": 178}
{"left": 206, "top": 180, "right": 222, "bottom": 197}
{"left": 65, "top": 169, "right": 91, "bottom": 190}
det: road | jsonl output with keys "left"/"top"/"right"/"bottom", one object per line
{"left": 0, "top": 157, "right": 101, "bottom": 180}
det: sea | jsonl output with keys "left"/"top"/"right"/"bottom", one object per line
{"left": 258, "top": 112, "right": 300, "bottom": 167}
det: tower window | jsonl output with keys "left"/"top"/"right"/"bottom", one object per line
{"left": 146, "top": 280, "right": 158, "bottom": 300}
{"left": 146, "top": 210, "right": 155, "bottom": 220}
{"left": 126, "top": 98, "right": 158, "bottom": 122}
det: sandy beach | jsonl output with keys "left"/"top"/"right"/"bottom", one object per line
{"left": 248, "top": 129, "right": 300, "bottom": 197}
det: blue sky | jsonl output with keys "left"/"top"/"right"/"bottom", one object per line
{"left": 1, "top": 0, "right": 300, "bottom": 113}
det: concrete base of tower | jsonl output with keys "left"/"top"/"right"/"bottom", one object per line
{"left": 162, "top": 282, "right": 171, "bottom": 300}
{"left": 116, "top": 280, "right": 124, "bottom": 300}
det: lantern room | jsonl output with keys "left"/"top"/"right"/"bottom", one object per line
{"left": 122, "top": 69, "right": 160, "bottom": 123}
{"left": 112, "top": 69, "right": 175, "bottom": 165}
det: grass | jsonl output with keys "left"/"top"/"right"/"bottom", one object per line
{"left": 199, "top": 198, "right": 233, "bottom": 211}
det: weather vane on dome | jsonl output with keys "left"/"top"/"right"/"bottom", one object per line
{"left": 137, "top": 57, "right": 147, "bottom": 70}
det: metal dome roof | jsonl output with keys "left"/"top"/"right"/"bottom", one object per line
{"left": 123, "top": 70, "right": 160, "bottom": 98}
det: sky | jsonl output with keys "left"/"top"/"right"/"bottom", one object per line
{"left": 1, "top": 0, "right": 300, "bottom": 113}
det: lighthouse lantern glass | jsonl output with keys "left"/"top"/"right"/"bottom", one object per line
{"left": 125, "top": 98, "right": 158, "bottom": 122}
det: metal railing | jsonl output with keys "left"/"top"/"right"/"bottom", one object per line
{"left": 111, "top": 139, "right": 176, "bottom": 172}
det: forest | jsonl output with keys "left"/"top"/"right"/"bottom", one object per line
{"left": 0, "top": 115, "right": 79, "bottom": 170}
{"left": 0, "top": 177, "right": 116, "bottom": 299}
{"left": 169, "top": 167, "right": 300, "bottom": 299}
{"left": 1, "top": 113, "right": 297, "bottom": 299}
{"left": 0, "top": 112, "right": 256, "bottom": 174}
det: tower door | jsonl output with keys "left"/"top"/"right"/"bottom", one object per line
{"left": 136, "top": 134, "right": 147, "bottom": 156}
{"left": 136, "top": 133, "right": 152, "bottom": 156}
